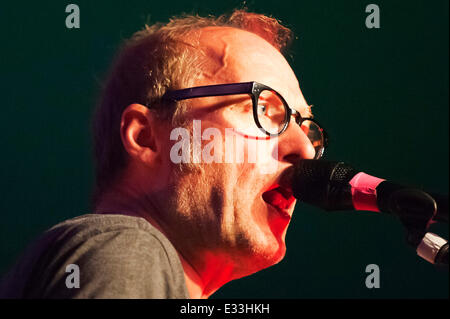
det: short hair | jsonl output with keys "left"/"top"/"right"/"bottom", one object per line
{"left": 91, "top": 9, "right": 294, "bottom": 208}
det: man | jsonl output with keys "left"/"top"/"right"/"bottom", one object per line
{"left": 0, "top": 9, "right": 327, "bottom": 298}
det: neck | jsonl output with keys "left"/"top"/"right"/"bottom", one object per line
{"left": 177, "top": 250, "right": 236, "bottom": 299}
{"left": 94, "top": 189, "right": 236, "bottom": 299}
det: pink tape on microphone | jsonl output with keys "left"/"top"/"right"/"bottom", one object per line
{"left": 349, "top": 172, "right": 385, "bottom": 212}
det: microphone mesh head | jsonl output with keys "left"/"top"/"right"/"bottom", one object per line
{"left": 332, "top": 164, "right": 356, "bottom": 182}
{"left": 292, "top": 160, "right": 357, "bottom": 210}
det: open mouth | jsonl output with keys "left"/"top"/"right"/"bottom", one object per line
{"left": 262, "top": 183, "right": 296, "bottom": 219}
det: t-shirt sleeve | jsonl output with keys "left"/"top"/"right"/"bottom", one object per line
{"left": 26, "top": 228, "right": 188, "bottom": 299}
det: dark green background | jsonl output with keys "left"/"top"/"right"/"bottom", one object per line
{"left": 0, "top": 0, "right": 448, "bottom": 298}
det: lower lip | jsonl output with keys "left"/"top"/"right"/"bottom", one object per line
{"left": 266, "top": 202, "right": 292, "bottom": 220}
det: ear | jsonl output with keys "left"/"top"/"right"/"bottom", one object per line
{"left": 120, "top": 103, "right": 160, "bottom": 166}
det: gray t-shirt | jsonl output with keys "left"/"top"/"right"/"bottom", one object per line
{"left": 0, "top": 214, "right": 189, "bottom": 298}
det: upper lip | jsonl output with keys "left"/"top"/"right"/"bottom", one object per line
{"left": 260, "top": 166, "right": 296, "bottom": 215}
{"left": 260, "top": 166, "right": 295, "bottom": 197}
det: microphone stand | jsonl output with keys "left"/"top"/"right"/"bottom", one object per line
{"left": 386, "top": 188, "right": 449, "bottom": 267}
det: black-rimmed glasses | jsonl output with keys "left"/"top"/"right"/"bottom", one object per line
{"left": 162, "top": 81, "right": 328, "bottom": 159}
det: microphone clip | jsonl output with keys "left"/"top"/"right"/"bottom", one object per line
{"left": 386, "top": 188, "right": 448, "bottom": 267}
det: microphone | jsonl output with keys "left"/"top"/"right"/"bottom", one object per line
{"left": 291, "top": 160, "right": 448, "bottom": 222}
{"left": 290, "top": 159, "right": 449, "bottom": 266}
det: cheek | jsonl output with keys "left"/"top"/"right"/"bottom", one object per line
{"left": 233, "top": 164, "right": 270, "bottom": 224}
{"left": 242, "top": 137, "right": 280, "bottom": 178}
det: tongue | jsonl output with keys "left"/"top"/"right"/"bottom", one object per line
{"left": 262, "top": 186, "right": 295, "bottom": 210}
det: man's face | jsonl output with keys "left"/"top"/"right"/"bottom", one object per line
{"left": 157, "top": 27, "right": 316, "bottom": 276}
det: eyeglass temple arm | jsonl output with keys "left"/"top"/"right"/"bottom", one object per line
{"left": 163, "top": 82, "right": 255, "bottom": 101}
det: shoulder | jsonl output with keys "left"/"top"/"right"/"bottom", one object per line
{"left": 7, "top": 214, "right": 189, "bottom": 299}
{"left": 46, "top": 214, "right": 177, "bottom": 260}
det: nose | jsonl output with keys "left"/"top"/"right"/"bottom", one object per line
{"left": 277, "top": 118, "right": 316, "bottom": 165}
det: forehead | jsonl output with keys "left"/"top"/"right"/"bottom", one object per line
{"left": 187, "top": 27, "right": 308, "bottom": 113}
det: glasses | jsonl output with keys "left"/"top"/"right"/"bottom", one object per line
{"left": 162, "top": 81, "right": 328, "bottom": 159}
